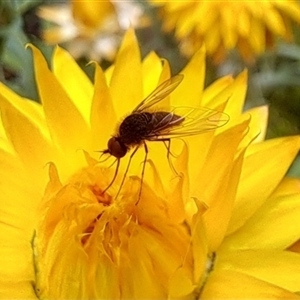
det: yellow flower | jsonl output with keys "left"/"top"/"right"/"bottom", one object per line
{"left": 152, "top": 0, "right": 300, "bottom": 63}
{"left": 38, "top": 0, "right": 148, "bottom": 61}
{"left": 1, "top": 28, "right": 300, "bottom": 299}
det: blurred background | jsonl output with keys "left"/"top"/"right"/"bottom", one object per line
{"left": 1, "top": 0, "right": 300, "bottom": 175}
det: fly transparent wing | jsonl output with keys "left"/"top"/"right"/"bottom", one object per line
{"left": 146, "top": 106, "right": 230, "bottom": 140}
{"left": 133, "top": 74, "right": 184, "bottom": 112}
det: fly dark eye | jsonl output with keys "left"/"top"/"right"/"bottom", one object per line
{"left": 107, "top": 137, "right": 127, "bottom": 158}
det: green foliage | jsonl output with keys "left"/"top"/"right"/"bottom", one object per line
{"left": 0, "top": 0, "right": 53, "bottom": 100}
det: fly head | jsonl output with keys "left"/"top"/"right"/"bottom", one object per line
{"left": 106, "top": 137, "right": 128, "bottom": 158}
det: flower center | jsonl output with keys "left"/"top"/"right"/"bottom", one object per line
{"left": 33, "top": 164, "right": 197, "bottom": 299}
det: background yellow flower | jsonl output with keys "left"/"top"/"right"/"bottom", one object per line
{"left": 152, "top": 0, "right": 300, "bottom": 63}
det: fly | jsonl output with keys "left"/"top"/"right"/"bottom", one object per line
{"left": 100, "top": 74, "right": 229, "bottom": 199}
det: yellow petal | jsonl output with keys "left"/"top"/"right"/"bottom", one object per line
{"left": 42, "top": 27, "right": 75, "bottom": 44}
{"left": 142, "top": 51, "right": 163, "bottom": 97}
{"left": 175, "top": 4, "right": 200, "bottom": 37}
{"left": 201, "top": 76, "right": 234, "bottom": 105}
{"left": 168, "top": 267, "right": 196, "bottom": 297}
{"left": 158, "top": 58, "right": 172, "bottom": 84}
{"left": 223, "top": 70, "right": 248, "bottom": 120}
{"left": 201, "top": 269, "right": 300, "bottom": 299}
{"left": 190, "top": 198, "right": 208, "bottom": 282}
{"left": 0, "top": 93, "right": 55, "bottom": 183}
{"left": 198, "top": 120, "right": 249, "bottom": 251}
{"left": 52, "top": 46, "right": 93, "bottom": 123}
{"left": 187, "top": 130, "right": 218, "bottom": 193}
{"left": 223, "top": 192, "right": 300, "bottom": 250}
{"left": 30, "top": 45, "right": 90, "bottom": 155}
{"left": 229, "top": 105, "right": 269, "bottom": 149}
{"left": 0, "top": 148, "right": 40, "bottom": 231}
{"left": 172, "top": 47, "right": 205, "bottom": 107}
{"left": 272, "top": 177, "right": 300, "bottom": 198}
{"left": 264, "top": 6, "right": 286, "bottom": 36}
{"left": 71, "top": 0, "right": 116, "bottom": 29}
{"left": 90, "top": 63, "right": 116, "bottom": 150}
{"left": 197, "top": 3, "right": 218, "bottom": 34}
{"left": 237, "top": 6, "right": 251, "bottom": 37}
{"left": 249, "top": 15, "right": 265, "bottom": 53}
{"left": 243, "top": 105, "right": 269, "bottom": 144}
{"left": 186, "top": 72, "right": 236, "bottom": 181}
{"left": 220, "top": 5, "right": 238, "bottom": 48}
{"left": 0, "top": 151, "right": 38, "bottom": 298}
{"left": 124, "top": 230, "right": 168, "bottom": 298}
{"left": 0, "top": 226, "right": 37, "bottom": 299}
{"left": 109, "top": 29, "right": 143, "bottom": 117}
{"left": 217, "top": 249, "right": 300, "bottom": 292}
{"left": 275, "top": 1, "right": 300, "bottom": 23}
{"left": 203, "top": 22, "right": 220, "bottom": 55}
{"left": 0, "top": 82, "right": 47, "bottom": 130}
{"left": 228, "top": 136, "right": 300, "bottom": 233}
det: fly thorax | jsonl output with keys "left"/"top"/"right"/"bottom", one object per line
{"left": 118, "top": 113, "right": 153, "bottom": 145}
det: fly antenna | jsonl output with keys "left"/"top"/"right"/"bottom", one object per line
{"left": 96, "top": 149, "right": 111, "bottom": 163}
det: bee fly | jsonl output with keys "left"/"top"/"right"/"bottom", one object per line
{"left": 100, "top": 74, "right": 229, "bottom": 199}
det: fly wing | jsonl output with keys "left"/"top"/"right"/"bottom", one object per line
{"left": 133, "top": 74, "right": 184, "bottom": 112}
{"left": 145, "top": 106, "right": 230, "bottom": 140}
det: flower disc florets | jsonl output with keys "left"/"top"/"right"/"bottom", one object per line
{"left": 34, "top": 163, "right": 197, "bottom": 299}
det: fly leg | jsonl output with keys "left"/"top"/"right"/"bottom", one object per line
{"left": 136, "top": 141, "right": 148, "bottom": 203}
{"left": 115, "top": 145, "right": 139, "bottom": 199}
{"left": 147, "top": 138, "right": 180, "bottom": 177}
{"left": 165, "top": 139, "right": 177, "bottom": 175}
{"left": 160, "top": 138, "right": 179, "bottom": 176}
